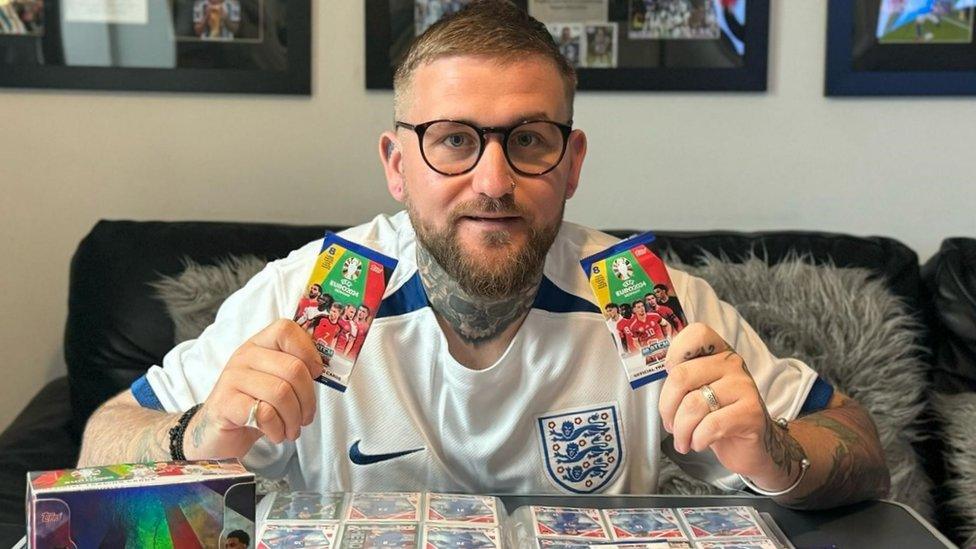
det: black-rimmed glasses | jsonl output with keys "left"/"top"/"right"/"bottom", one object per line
{"left": 394, "top": 119, "right": 573, "bottom": 177}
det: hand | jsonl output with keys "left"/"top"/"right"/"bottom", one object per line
{"left": 184, "top": 319, "right": 323, "bottom": 460}
{"left": 658, "top": 323, "right": 802, "bottom": 488}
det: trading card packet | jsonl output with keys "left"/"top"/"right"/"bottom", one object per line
{"left": 346, "top": 492, "right": 421, "bottom": 522}
{"left": 339, "top": 523, "right": 418, "bottom": 549}
{"left": 423, "top": 525, "right": 503, "bottom": 549}
{"left": 258, "top": 522, "right": 339, "bottom": 549}
{"left": 580, "top": 232, "right": 687, "bottom": 389}
{"left": 530, "top": 506, "right": 611, "bottom": 540}
{"left": 292, "top": 231, "right": 398, "bottom": 392}
{"left": 426, "top": 493, "right": 499, "bottom": 525}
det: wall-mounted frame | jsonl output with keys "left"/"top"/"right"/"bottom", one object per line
{"left": 366, "top": 0, "right": 768, "bottom": 92}
{"left": 0, "top": 0, "right": 310, "bottom": 95}
{"left": 826, "top": 0, "right": 976, "bottom": 96}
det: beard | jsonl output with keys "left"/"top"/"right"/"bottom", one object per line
{"left": 406, "top": 192, "right": 563, "bottom": 300}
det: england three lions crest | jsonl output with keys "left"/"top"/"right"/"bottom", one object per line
{"left": 538, "top": 405, "right": 623, "bottom": 494}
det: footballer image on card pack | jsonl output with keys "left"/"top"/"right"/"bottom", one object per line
{"left": 426, "top": 493, "right": 498, "bottom": 525}
{"left": 580, "top": 232, "right": 687, "bottom": 390}
{"left": 339, "top": 523, "right": 418, "bottom": 549}
{"left": 258, "top": 522, "right": 338, "bottom": 549}
{"left": 293, "top": 232, "right": 398, "bottom": 393}
{"left": 422, "top": 525, "right": 502, "bottom": 549}
{"left": 346, "top": 492, "right": 421, "bottom": 522}
{"left": 678, "top": 507, "right": 764, "bottom": 539}
{"left": 532, "top": 506, "right": 610, "bottom": 540}
{"left": 606, "top": 508, "right": 686, "bottom": 540}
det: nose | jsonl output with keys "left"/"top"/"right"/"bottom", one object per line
{"left": 470, "top": 136, "right": 515, "bottom": 199}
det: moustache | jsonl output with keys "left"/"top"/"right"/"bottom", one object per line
{"left": 450, "top": 195, "right": 527, "bottom": 222}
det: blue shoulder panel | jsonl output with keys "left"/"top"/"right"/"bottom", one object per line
{"left": 130, "top": 375, "right": 165, "bottom": 411}
{"left": 800, "top": 377, "right": 835, "bottom": 414}
{"left": 377, "top": 272, "right": 430, "bottom": 318}
{"left": 532, "top": 276, "right": 600, "bottom": 314}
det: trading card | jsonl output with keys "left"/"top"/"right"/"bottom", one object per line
{"left": 536, "top": 540, "right": 591, "bottom": 549}
{"left": 339, "top": 523, "right": 418, "bottom": 549}
{"left": 422, "top": 525, "right": 502, "bottom": 549}
{"left": 267, "top": 492, "right": 345, "bottom": 521}
{"left": 258, "top": 522, "right": 338, "bottom": 549}
{"left": 426, "top": 493, "right": 498, "bottom": 525}
{"left": 346, "top": 492, "right": 421, "bottom": 522}
{"left": 531, "top": 506, "right": 610, "bottom": 540}
{"left": 605, "top": 508, "right": 686, "bottom": 540}
{"left": 580, "top": 231, "right": 687, "bottom": 389}
{"left": 677, "top": 507, "right": 764, "bottom": 539}
{"left": 695, "top": 540, "right": 779, "bottom": 549}
{"left": 293, "top": 231, "right": 398, "bottom": 393}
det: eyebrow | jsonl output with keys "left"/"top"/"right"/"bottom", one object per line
{"left": 451, "top": 111, "right": 561, "bottom": 127}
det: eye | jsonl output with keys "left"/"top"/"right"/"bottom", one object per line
{"left": 443, "top": 133, "right": 472, "bottom": 148}
{"left": 512, "top": 132, "right": 539, "bottom": 147}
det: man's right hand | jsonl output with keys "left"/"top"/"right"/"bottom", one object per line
{"left": 184, "top": 319, "right": 323, "bottom": 460}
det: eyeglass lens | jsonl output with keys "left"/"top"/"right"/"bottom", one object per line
{"left": 420, "top": 121, "right": 565, "bottom": 175}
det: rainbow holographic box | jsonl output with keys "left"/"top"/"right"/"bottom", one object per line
{"left": 27, "top": 458, "right": 255, "bottom": 549}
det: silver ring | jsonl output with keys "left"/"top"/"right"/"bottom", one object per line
{"left": 244, "top": 399, "right": 260, "bottom": 429}
{"left": 700, "top": 384, "right": 721, "bottom": 413}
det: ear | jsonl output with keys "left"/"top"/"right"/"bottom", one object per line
{"left": 563, "top": 129, "right": 587, "bottom": 200}
{"left": 379, "top": 131, "right": 406, "bottom": 202}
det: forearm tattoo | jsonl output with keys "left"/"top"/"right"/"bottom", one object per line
{"left": 416, "top": 245, "right": 539, "bottom": 346}
{"left": 787, "top": 396, "right": 891, "bottom": 508}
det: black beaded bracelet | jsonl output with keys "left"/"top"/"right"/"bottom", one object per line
{"left": 168, "top": 403, "right": 203, "bottom": 461}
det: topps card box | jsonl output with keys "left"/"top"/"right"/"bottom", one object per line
{"left": 254, "top": 493, "right": 791, "bottom": 549}
{"left": 27, "top": 458, "right": 255, "bottom": 549}
{"left": 580, "top": 232, "right": 688, "bottom": 389}
{"left": 292, "top": 232, "right": 398, "bottom": 393}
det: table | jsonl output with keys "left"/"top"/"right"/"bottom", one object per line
{"left": 3, "top": 496, "right": 954, "bottom": 548}
{"left": 499, "top": 495, "right": 955, "bottom": 548}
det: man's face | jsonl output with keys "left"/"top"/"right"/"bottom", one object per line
{"left": 653, "top": 287, "right": 668, "bottom": 302}
{"left": 329, "top": 303, "right": 342, "bottom": 321}
{"left": 645, "top": 295, "right": 657, "bottom": 309}
{"left": 356, "top": 306, "right": 369, "bottom": 322}
{"left": 343, "top": 305, "right": 356, "bottom": 320}
{"left": 605, "top": 306, "right": 618, "bottom": 319}
{"left": 633, "top": 301, "right": 645, "bottom": 316}
{"left": 382, "top": 55, "right": 586, "bottom": 299}
{"left": 309, "top": 285, "right": 321, "bottom": 298}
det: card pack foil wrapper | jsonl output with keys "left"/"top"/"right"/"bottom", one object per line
{"left": 580, "top": 232, "right": 688, "bottom": 389}
{"left": 292, "top": 232, "right": 398, "bottom": 393}
{"left": 27, "top": 458, "right": 255, "bottom": 548}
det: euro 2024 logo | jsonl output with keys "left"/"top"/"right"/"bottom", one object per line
{"left": 538, "top": 405, "right": 623, "bottom": 493}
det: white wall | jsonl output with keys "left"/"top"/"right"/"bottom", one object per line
{"left": 0, "top": 1, "right": 974, "bottom": 434}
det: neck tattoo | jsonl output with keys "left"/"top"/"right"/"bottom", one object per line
{"left": 416, "top": 245, "right": 541, "bottom": 346}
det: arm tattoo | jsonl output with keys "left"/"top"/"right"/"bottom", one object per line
{"left": 785, "top": 396, "right": 890, "bottom": 508}
{"left": 78, "top": 398, "right": 177, "bottom": 467}
{"left": 416, "top": 245, "right": 539, "bottom": 346}
{"left": 763, "top": 414, "right": 807, "bottom": 479}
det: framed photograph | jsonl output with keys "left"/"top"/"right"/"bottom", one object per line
{"left": 0, "top": 0, "right": 310, "bottom": 94}
{"left": 366, "top": 0, "right": 769, "bottom": 91}
{"left": 826, "top": 0, "right": 976, "bottom": 96}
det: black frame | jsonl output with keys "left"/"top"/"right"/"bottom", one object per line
{"left": 826, "top": 0, "right": 976, "bottom": 96}
{"left": 365, "top": 0, "right": 769, "bottom": 92}
{"left": 0, "top": 0, "right": 311, "bottom": 95}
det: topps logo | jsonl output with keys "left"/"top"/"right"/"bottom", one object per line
{"left": 40, "top": 512, "right": 64, "bottom": 524}
{"left": 370, "top": 263, "right": 383, "bottom": 274}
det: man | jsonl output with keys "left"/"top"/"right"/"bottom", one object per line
{"left": 193, "top": 0, "right": 241, "bottom": 40}
{"left": 653, "top": 282, "right": 685, "bottom": 326}
{"left": 312, "top": 301, "right": 344, "bottom": 348}
{"left": 604, "top": 303, "right": 625, "bottom": 351}
{"left": 624, "top": 300, "right": 670, "bottom": 359}
{"left": 79, "top": 1, "right": 889, "bottom": 508}
{"left": 335, "top": 304, "right": 360, "bottom": 357}
{"left": 350, "top": 305, "right": 372, "bottom": 357}
{"left": 225, "top": 530, "right": 250, "bottom": 549}
{"left": 645, "top": 292, "right": 683, "bottom": 333}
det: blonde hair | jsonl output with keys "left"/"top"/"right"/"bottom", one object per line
{"left": 393, "top": 0, "right": 577, "bottom": 119}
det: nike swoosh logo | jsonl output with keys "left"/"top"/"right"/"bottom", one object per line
{"left": 348, "top": 440, "right": 424, "bottom": 465}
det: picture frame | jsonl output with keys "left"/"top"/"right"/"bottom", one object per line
{"left": 826, "top": 0, "right": 976, "bottom": 96}
{"left": 0, "top": 0, "right": 310, "bottom": 95}
{"left": 366, "top": 0, "right": 769, "bottom": 92}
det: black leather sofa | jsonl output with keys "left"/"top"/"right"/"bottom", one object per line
{"left": 1, "top": 220, "right": 972, "bottom": 540}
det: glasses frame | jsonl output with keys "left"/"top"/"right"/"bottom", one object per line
{"left": 394, "top": 119, "right": 574, "bottom": 177}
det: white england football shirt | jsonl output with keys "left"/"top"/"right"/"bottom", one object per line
{"left": 133, "top": 211, "right": 831, "bottom": 494}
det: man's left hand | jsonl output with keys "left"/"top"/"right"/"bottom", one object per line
{"left": 658, "top": 323, "right": 796, "bottom": 486}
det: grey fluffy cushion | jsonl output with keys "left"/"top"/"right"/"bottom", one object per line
{"left": 932, "top": 392, "right": 976, "bottom": 544}
{"left": 656, "top": 253, "right": 932, "bottom": 518}
{"left": 152, "top": 253, "right": 932, "bottom": 516}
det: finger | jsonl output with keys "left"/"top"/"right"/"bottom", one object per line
{"left": 250, "top": 319, "right": 325, "bottom": 380}
{"left": 224, "top": 392, "right": 287, "bottom": 444}
{"left": 689, "top": 399, "right": 763, "bottom": 453}
{"left": 659, "top": 355, "right": 724, "bottom": 432}
{"left": 232, "top": 369, "right": 303, "bottom": 441}
{"left": 670, "top": 377, "right": 734, "bottom": 454}
{"left": 664, "top": 322, "right": 731, "bottom": 371}
{"left": 240, "top": 345, "right": 317, "bottom": 426}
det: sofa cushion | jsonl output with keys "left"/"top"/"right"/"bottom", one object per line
{"left": 923, "top": 237, "right": 976, "bottom": 394}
